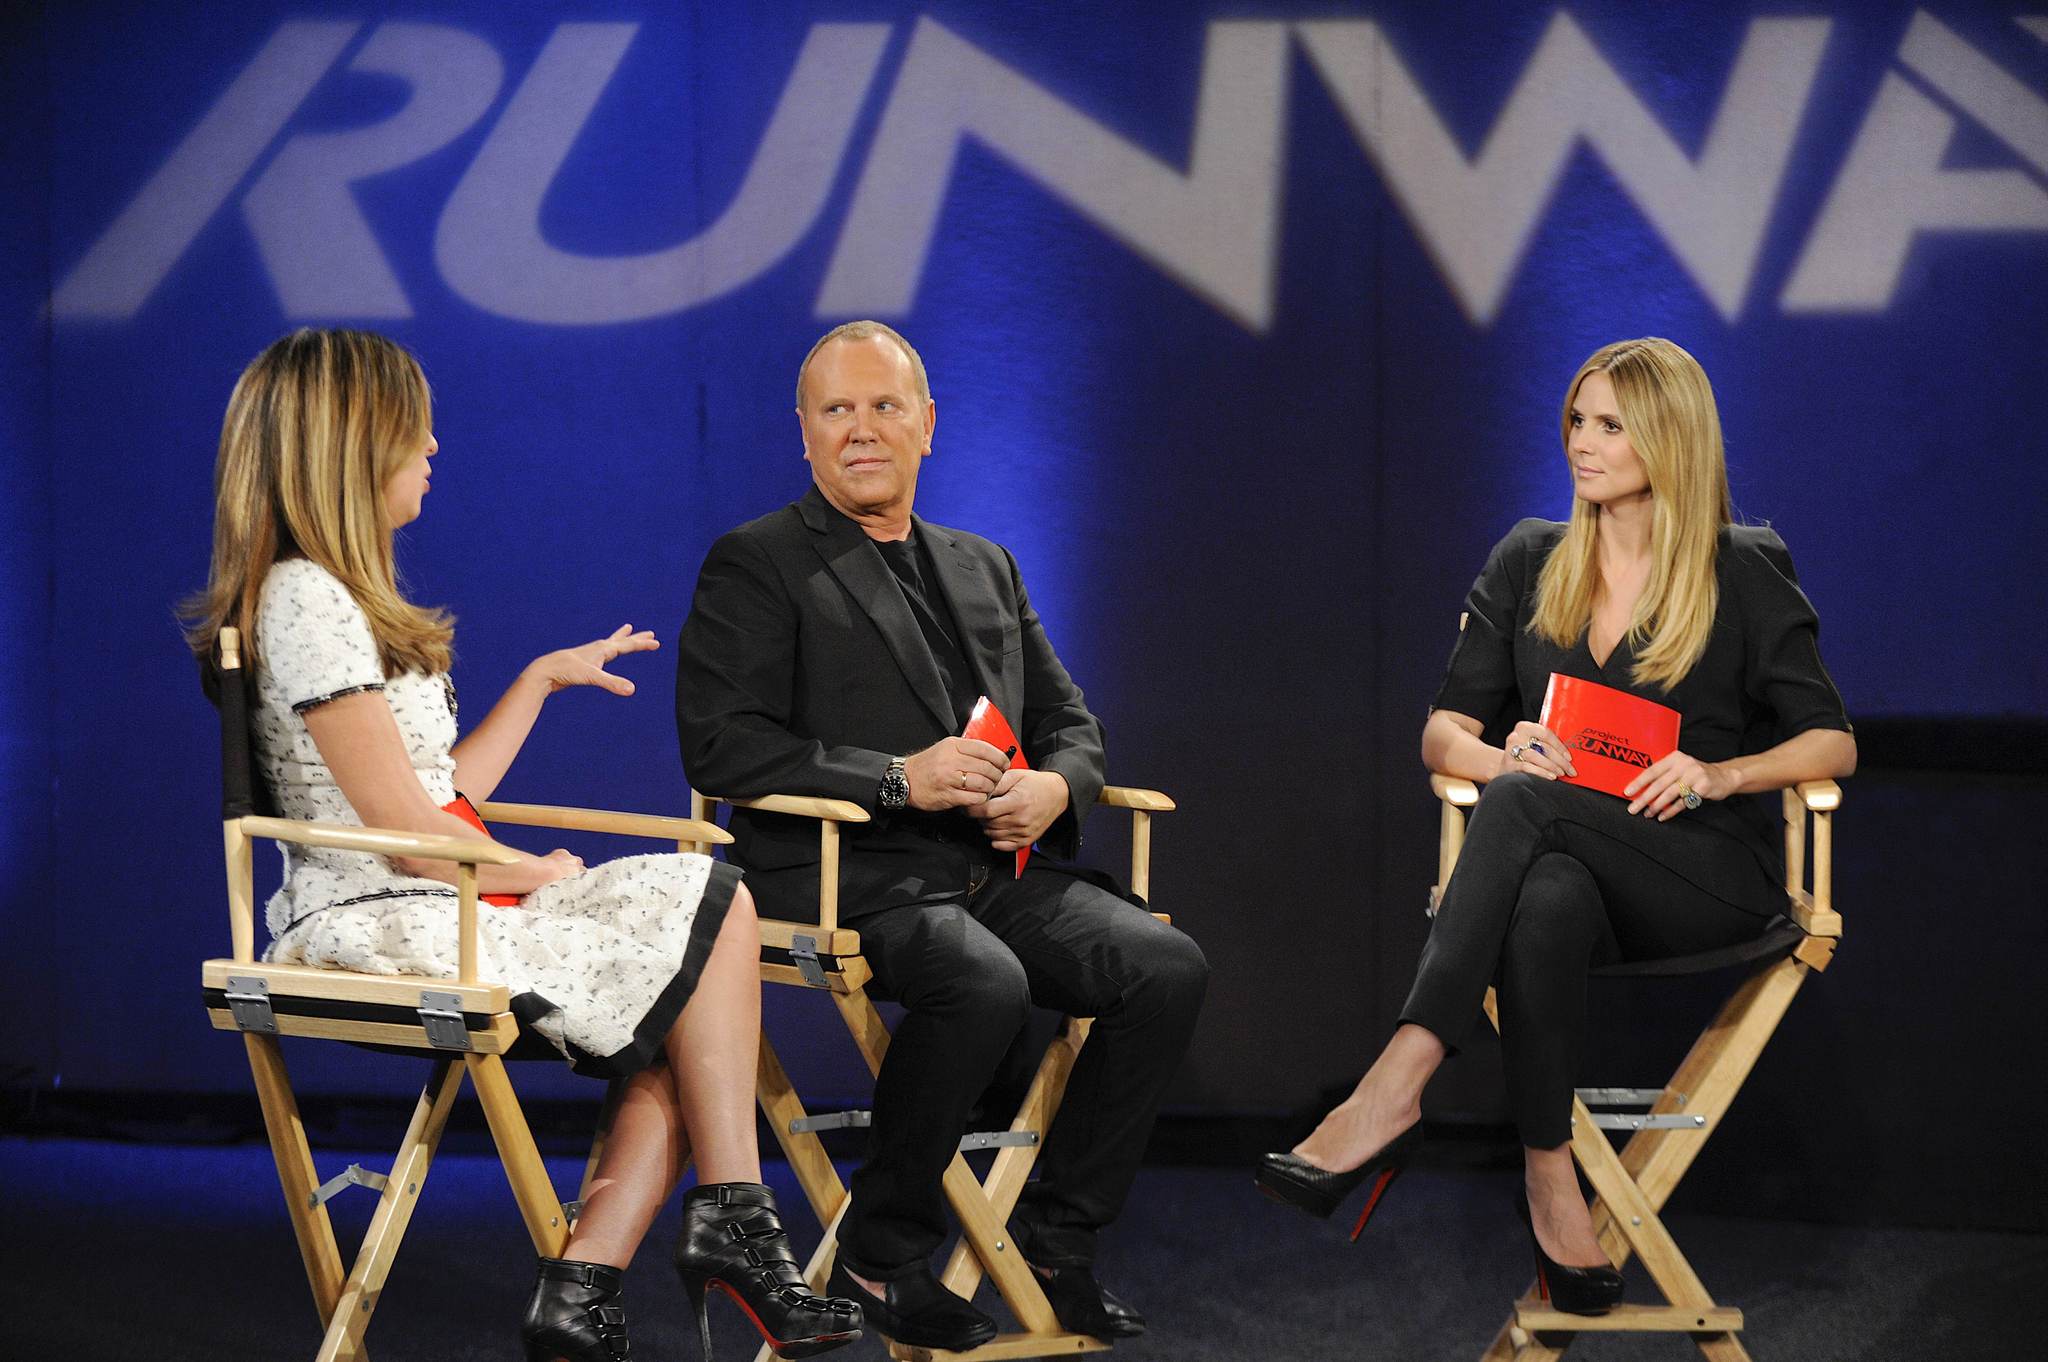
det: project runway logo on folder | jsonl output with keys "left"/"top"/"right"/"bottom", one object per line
{"left": 1539, "top": 674, "right": 1681, "bottom": 799}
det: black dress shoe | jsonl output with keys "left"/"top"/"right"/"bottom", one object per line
{"left": 1034, "top": 1265, "right": 1145, "bottom": 1339}
{"left": 1517, "top": 1193, "right": 1623, "bottom": 1316}
{"left": 824, "top": 1260, "right": 998, "bottom": 1351}
{"left": 1256, "top": 1124, "right": 1421, "bottom": 1239}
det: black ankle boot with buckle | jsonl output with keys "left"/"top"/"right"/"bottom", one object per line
{"left": 521, "top": 1257, "right": 633, "bottom": 1362}
{"left": 672, "top": 1182, "right": 863, "bottom": 1360}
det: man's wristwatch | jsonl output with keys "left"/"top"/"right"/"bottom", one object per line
{"left": 878, "top": 756, "right": 909, "bottom": 811}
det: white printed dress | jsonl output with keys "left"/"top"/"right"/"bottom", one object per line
{"left": 254, "top": 558, "right": 739, "bottom": 1076}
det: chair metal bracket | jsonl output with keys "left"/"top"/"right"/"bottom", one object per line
{"left": 1583, "top": 1112, "right": 1708, "bottom": 1130}
{"left": 1573, "top": 1086, "right": 1705, "bottom": 1131}
{"left": 789, "top": 934, "right": 829, "bottom": 989}
{"left": 1576, "top": 1087, "right": 1681, "bottom": 1108}
{"left": 1572, "top": 1081, "right": 1703, "bottom": 1122}
{"left": 791, "top": 1110, "right": 873, "bottom": 1134}
{"left": 224, "top": 975, "right": 277, "bottom": 1034}
{"left": 308, "top": 1161, "right": 390, "bottom": 1209}
{"left": 417, "top": 991, "right": 473, "bottom": 1051}
{"left": 958, "top": 1130, "right": 1039, "bottom": 1152}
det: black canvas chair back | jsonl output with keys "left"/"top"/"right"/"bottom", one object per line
{"left": 204, "top": 629, "right": 276, "bottom": 820}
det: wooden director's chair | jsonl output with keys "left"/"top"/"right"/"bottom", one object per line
{"left": 1428, "top": 773, "right": 1844, "bottom": 1362}
{"left": 685, "top": 784, "right": 1177, "bottom": 1362}
{"left": 199, "top": 627, "right": 735, "bottom": 1362}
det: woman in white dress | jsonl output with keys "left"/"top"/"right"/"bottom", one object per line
{"left": 186, "top": 329, "right": 860, "bottom": 1362}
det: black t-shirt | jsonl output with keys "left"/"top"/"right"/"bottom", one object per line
{"left": 873, "top": 527, "right": 1003, "bottom": 864}
{"left": 1432, "top": 519, "right": 1852, "bottom": 866}
{"left": 874, "top": 526, "right": 980, "bottom": 729}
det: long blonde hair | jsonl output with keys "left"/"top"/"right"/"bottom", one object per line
{"left": 184, "top": 329, "right": 453, "bottom": 675}
{"left": 1530, "top": 337, "right": 1731, "bottom": 691}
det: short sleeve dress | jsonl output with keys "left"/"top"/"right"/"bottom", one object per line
{"left": 1432, "top": 519, "right": 1853, "bottom": 875}
{"left": 253, "top": 558, "right": 741, "bottom": 1076}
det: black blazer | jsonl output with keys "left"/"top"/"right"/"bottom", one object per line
{"left": 677, "top": 486, "right": 1107, "bottom": 918}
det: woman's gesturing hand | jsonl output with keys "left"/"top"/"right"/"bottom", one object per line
{"left": 1495, "top": 721, "right": 1576, "bottom": 782}
{"left": 1625, "top": 750, "right": 1738, "bottom": 820}
{"left": 527, "top": 625, "right": 660, "bottom": 697}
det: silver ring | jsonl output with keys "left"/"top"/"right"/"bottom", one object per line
{"left": 1510, "top": 744, "right": 1525, "bottom": 762}
{"left": 1682, "top": 789, "right": 1703, "bottom": 810}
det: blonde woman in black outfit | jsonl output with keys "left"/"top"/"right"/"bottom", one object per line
{"left": 1258, "top": 338, "right": 1856, "bottom": 1312}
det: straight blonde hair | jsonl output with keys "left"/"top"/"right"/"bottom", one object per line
{"left": 1530, "top": 337, "right": 1732, "bottom": 691}
{"left": 185, "top": 329, "right": 453, "bottom": 676}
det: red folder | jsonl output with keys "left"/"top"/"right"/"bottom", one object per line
{"left": 962, "top": 695, "right": 1031, "bottom": 878}
{"left": 444, "top": 794, "right": 522, "bottom": 905}
{"left": 1538, "top": 673, "right": 1681, "bottom": 799}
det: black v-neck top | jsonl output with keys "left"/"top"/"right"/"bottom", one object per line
{"left": 1432, "top": 519, "right": 1852, "bottom": 868}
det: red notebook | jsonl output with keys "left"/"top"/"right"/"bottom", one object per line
{"left": 962, "top": 695, "right": 1031, "bottom": 878}
{"left": 1538, "top": 673, "right": 1681, "bottom": 799}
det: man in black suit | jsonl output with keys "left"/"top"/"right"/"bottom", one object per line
{"left": 677, "top": 321, "right": 1208, "bottom": 1351}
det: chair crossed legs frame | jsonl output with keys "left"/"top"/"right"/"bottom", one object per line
{"left": 1428, "top": 773, "right": 1844, "bottom": 1362}
{"left": 201, "top": 627, "right": 735, "bottom": 1361}
{"left": 687, "top": 786, "right": 1176, "bottom": 1362}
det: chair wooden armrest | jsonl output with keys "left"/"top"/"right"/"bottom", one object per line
{"left": 238, "top": 815, "right": 522, "bottom": 865}
{"left": 475, "top": 800, "right": 732, "bottom": 846}
{"left": 1098, "top": 785, "right": 1175, "bottom": 812}
{"left": 1783, "top": 781, "right": 1844, "bottom": 943}
{"left": 1094, "top": 785, "right": 1176, "bottom": 900}
{"left": 1427, "top": 775, "right": 1481, "bottom": 895}
{"left": 689, "top": 790, "right": 869, "bottom": 929}
{"left": 690, "top": 778, "right": 1180, "bottom": 924}
{"left": 230, "top": 818, "right": 518, "bottom": 982}
{"left": 703, "top": 792, "right": 871, "bottom": 823}
{"left": 1794, "top": 779, "right": 1842, "bottom": 811}
{"left": 1430, "top": 773, "right": 1482, "bottom": 807}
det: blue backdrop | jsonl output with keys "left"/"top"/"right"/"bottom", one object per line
{"left": 4, "top": 2, "right": 2044, "bottom": 1112}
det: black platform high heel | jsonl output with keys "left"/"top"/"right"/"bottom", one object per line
{"left": 1255, "top": 1124, "right": 1421, "bottom": 1241}
{"left": 672, "top": 1182, "right": 862, "bottom": 1360}
{"left": 520, "top": 1258, "right": 633, "bottom": 1362}
{"left": 1517, "top": 1193, "right": 1624, "bottom": 1315}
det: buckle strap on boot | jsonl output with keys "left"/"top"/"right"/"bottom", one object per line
{"left": 537, "top": 1257, "right": 625, "bottom": 1291}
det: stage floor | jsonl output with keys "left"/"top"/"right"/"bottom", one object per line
{"left": 3, "top": 1136, "right": 2035, "bottom": 1360}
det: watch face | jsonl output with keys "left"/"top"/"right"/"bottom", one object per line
{"left": 881, "top": 763, "right": 909, "bottom": 809}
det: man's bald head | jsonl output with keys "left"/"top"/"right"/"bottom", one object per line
{"left": 796, "top": 320, "right": 930, "bottom": 412}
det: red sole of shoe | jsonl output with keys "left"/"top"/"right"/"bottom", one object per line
{"left": 1347, "top": 1166, "right": 1401, "bottom": 1242}
{"left": 705, "top": 1279, "right": 860, "bottom": 1357}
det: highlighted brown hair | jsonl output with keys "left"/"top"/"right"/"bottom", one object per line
{"left": 184, "top": 329, "right": 452, "bottom": 675}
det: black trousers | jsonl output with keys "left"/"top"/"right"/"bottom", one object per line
{"left": 835, "top": 863, "right": 1209, "bottom": 1278}
{"left": 1401, "top": 774, "right": 1784, "bottom": 1148}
